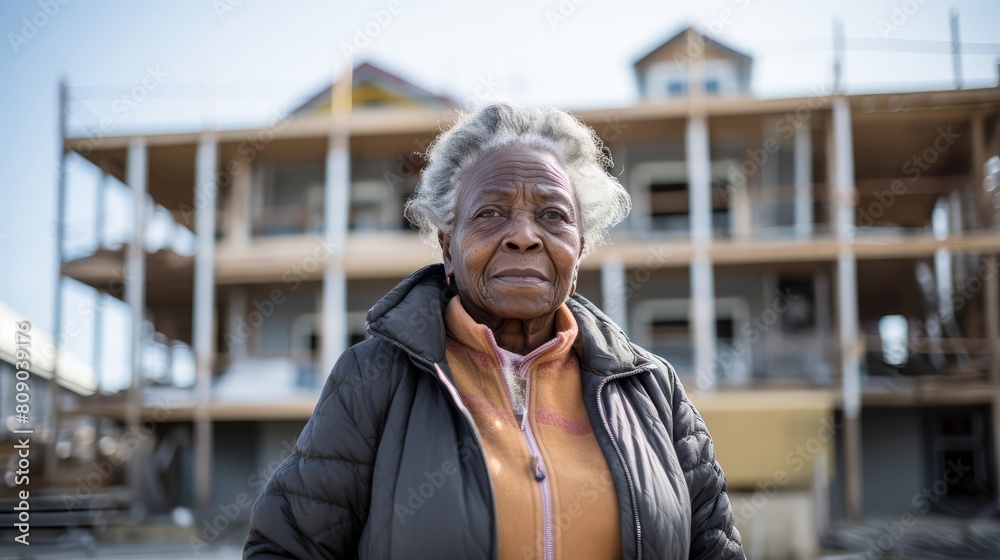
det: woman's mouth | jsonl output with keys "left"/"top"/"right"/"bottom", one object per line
{"left": 493, "top": 267, "right": 549, "bottom": 286}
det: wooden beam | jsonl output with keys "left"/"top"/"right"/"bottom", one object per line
{"left": 865, "top": 334, "right": 996, "bottom": 356}
{"left": 993, "top": 392, "right": 1000, "bottom": 511}
{"left": 843, "top": 414, "right": 863, "bottom": 517}
{"left": 987, "top": 254, "right": 999, "bottom": 384}
{"left": 987, "top": 117, "right": 1000, "bottom": 384}
{"left": 854, "top": 176, "right": 970, "bottom": 196}
{"left": 972, "top": 112, "right": 988, "bottom": 229}
{"left": 861, "top": 385, "right": 996, "bottom": 406}
{"left": 64, "top": 229, "right": 1000, "bottom": 289}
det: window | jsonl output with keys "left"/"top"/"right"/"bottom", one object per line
{"left": 648, "top": 317, "right": 694, "bottom": 374}
{"left": 352, "top": 156, "right": 417, "bottom": 232}
{"left": 649, "top": 181, "right": 690, "bottom": 232}
{"left": 667, "top": 80, "right": 687, "bottom": 96}
{"left": 768, "top": 276, "right": 833, "bottom": 383}
{"left": 631, "top": 298, "right": 751, "bottom": 384}
{"left": 350, "top": 180, "right": 395, "bottom": 232}
{"left": 710, "top": 178, "right": 733, "bottom": 235}
{"left": 252, "top": 162, "right": 325, "bottom": 236}
{"left": 778, "top": 278, "right": 816, "bottom": 333}
{"left": 878, "top": 315, "right": 909, "bottom": 367}
{"left": 705, "top": 78, "right": 720, "bottom": 95}
{"left": 924, "top": 406, "right": 995, "bottom": 513}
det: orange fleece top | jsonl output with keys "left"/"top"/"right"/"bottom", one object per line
{"left": 444, "top": 296, "right": 622, "bottom": 560}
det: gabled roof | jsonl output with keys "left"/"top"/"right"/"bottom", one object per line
{"left": 633, "top": 26, "right": 752, "bottom": 68}
{"left": 291, "top": 61, "right": 456, "bottom": 116}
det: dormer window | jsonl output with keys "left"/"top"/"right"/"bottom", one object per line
{"left": 705, "top": 77, "right": 720, "bottom": 95}
{"left": 634, "top": 27, "right": 752, "bottom": 101}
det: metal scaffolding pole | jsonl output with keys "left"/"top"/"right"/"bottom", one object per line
{"left": 47, "top": 79, "right": 68, "bottom": 479}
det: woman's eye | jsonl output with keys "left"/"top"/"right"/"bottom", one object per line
{"left": 543, "top": 210, "right": 564, "bottom": 220}
{"left": 477, "top": 209, "right": 500, "bottom": 218}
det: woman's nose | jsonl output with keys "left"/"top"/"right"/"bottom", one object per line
{"left": 503, "top": 212, "right": 542, "bottom": 253}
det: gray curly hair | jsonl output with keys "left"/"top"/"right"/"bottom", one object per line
{"left": 404, "top": 102, "right": 631, "bottom": 256}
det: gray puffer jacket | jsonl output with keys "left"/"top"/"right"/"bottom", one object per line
{"left": 244, "top": 264, "right": 745, "bottom": 559}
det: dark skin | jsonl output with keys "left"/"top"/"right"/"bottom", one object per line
{"left": 440, "top": 145, "right": 585, "bottom": 355}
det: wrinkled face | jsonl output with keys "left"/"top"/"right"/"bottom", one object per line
{"left": 441, "top": 145, "right": 584, "bottom": 322}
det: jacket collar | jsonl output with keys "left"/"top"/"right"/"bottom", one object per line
{"left": 365, "top": 264, "right": 655, "bottom": 376}
{"left": 444, "top": 295, "right": 579, "bottom": 369}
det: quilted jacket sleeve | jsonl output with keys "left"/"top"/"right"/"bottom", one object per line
{"left": 244, "top": 347, "right": 384, "bottom": 559}
{"left": 668, "top": 364, "right": 746, "bottom": 560}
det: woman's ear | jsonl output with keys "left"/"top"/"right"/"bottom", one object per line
{"left": 571, "top": 237, "right": 583, "bottom": 297}
{"left": 439, "top": 231, "right": 453, "bottom": 276}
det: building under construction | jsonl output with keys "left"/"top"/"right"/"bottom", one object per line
{"left": 3, "top": 27, "right": 1000, "bottom": 558}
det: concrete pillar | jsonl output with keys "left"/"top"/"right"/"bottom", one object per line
{"left": 691, "top": 256, "right": 717, "bottom": 391}
{"left": 983, "top": 112, "right": 999, "bottom": 509}
{"left": 832, "top": 98, "right": 856, "bottom": 242}
{"left": 96, "top": 168, "right": 108, "bottom": 249}
{"left": 93, "top": 294, "right": 104, "bottom": 391}
{"left": 193, "top": 134, "right": 218, "bottom": 509}
{"left": 972, "top": 111, "right": 993, "bottom": 230}
{"left": 321, "top": 132, "right": 350, "bottom": 385}
{"left": 986, "top": 255, "right": 1000, "bottom": 509}
{"left": 762, "top": 273, "right": 781, "bottom": 373}
{"left": 193, "top": 135, "right": 218, "bottom": 389}
{"left": 993, "top": 393, "right": 1000, "bottom": 511}
{"left": 794, "top": 121, "right": 813, "bottom": 239}
{"left": 228, "top": 154, "right": 252, "bottom": 246}
{"left": 989, "top": 254, "right": 1000, "bottom": 385}
{"left": 225, "top": 287, "right": 248, "bottom": 359}
{"left": 125, "top": 137, "right": 148, "bottom": 497}
{"left": 688, "top": 116, "right": 712, "bottom": 246}
{"left": 836, "top": 251, "right": 861, "bottom": 519}
{"left": 760, "top": 119, "right": 780, "bottom": 230}
{"left": 687, "top": 114, "right": 717, "bottom": 391}
{"left": 986, "top": 120, "right": 1000, "bottom": 384}
{"left": 824, "top": 117, "right": 838, "bottom": 230}
{"left": 601, "top": 256, "right": 628, "bottom": 333}
{"left": 832, "top": 97, "right": 863, "bottom": 521}
{"left": 730, "top": 183, "right": 752, "bottom": 239}
{"left": 814, "top": 271, "right": 833, "bottom": 384}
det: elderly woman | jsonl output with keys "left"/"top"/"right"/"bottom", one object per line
{"left": 244, "top": 103, "right": 745, "bottom": 559}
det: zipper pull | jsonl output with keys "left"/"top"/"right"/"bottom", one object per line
{"left": 533, "top": 455, "right": 546, "bottom": 481}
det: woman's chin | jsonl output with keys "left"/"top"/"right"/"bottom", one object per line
{"left": 486, "top": 296, "right": 556, "bottom": 321}
{"left": 489, "top": 280, "right": 555, "bottom": 302}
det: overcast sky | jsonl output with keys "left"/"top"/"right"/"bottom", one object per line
{"left": 1, "top": 0, "right": 998, "bottom": 390}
